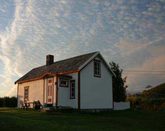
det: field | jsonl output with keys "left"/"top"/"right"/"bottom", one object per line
{"left": 0, "top": 108, "right": 165, "bottom": 131}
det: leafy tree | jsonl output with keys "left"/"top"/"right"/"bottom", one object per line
{"left": 0, "top": 97, "right": 3, "bottom": 107}
{"left": 0, "top": 97, "right": 17, "bottom": 107}
{"left": 109, "top": 62, "right": 127, "bottom": 102}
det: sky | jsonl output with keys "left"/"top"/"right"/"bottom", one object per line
{"left": 0, "top": 0, "right": 165, "bottom": 97}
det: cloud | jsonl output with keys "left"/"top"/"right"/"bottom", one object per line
{"left": 0, "top": 0, "right": 165, "bottom": 96}
{"left": 118, "top": 38, "right": 165, "bottom": 93}
{"left": 5, "top": 85, "right": 17, "bottom": 97}
{"left": 0, "top": 0, "right": 33, "bottom": 96}
{"left": 0, "top": 0, "right": 75, "bottom": 96}
{"left": 115, "top": 36, "right": 165, "bottom": 56}
{"left": 125, "top": 54, "right": 165, "bottom": 93}
{"left": 91, "top": 35, "right": 165, "bottom": 93}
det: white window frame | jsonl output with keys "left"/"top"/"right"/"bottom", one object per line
{"left": 94, "top": 60, "right": 101, "bottom": 77}
{"left": 59, "top": 78, "right": 69, "bottom": 87}
{"left": 24, "top": 86, "right": 29, "bottom": 101}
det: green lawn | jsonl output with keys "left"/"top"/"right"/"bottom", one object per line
{"left": 0, "top": 108, "right": 164, "bottom": 131}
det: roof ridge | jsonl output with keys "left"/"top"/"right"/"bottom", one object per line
{"left": 53, "top": 51, "right": 98, "bottom": 63}
{"left": 15, "top": 51, "right": 99, "bottom": 84}
{"left": 33, "top": 51, "right": 98, "bottom": 70}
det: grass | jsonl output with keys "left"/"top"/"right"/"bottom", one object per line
{"left": 0, "top": 108, "right": 165, "bottom": 131}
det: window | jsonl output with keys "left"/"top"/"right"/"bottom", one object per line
{"left": 24, "top": 86, "right": 29, "bottom": 101}
{"left": 60, "top": 79, "right": 69, "bottom": 87}
{"left": 70, "top": 80, "right": 75, "bottom": 99}
{"left": 94, "top": 60, "right": 101, "bottom": 77}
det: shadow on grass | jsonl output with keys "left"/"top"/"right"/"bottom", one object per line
{"left": 0, "top": 108, "right": 165, "bottom": 131}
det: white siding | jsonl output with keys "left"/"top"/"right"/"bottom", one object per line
{"left": 17, "top": 79, "right": 44, "bottom": 108}
{"left": 80, "top": 57, "right": 113, "bottom": 109}
{"left": 58, "top": 73, "right": 78, "bottom": 108}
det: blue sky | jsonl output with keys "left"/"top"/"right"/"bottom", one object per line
{"left": 0, "top": 0, "right": 165, "bottom": 96}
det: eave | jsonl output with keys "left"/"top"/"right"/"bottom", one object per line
{"left": 15, "top": 70, "right": 79, "bottom": 84}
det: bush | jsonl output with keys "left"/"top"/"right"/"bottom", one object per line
{"left": 0, "top": 97, "right": 17, "bottom": 107}
{"left": 0, "top": 97, "right": 4, "bottom": 107}
{"left": 140, "top": 99, "right": 165, "bottom": 111}
{"left": 33, "top": 100, "right": 41, "bottom": 110}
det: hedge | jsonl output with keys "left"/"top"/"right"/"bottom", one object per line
{"left": 0, "top": 97, "right": 17, "bottom": 107}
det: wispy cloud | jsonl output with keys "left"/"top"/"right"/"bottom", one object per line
{"left": 119, "top": 38, "right": 165, "bottom": 93}
{"left": 0, "top": 0, "right": 165, "bottom": 96}
{"left": 0, "top": 0, "right": 32, "bottom": 96}
{"left": 125, "top": 53, "right": 165, "bottom": 93}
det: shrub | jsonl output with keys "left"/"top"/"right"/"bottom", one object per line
{"left": 33, "top": 100, "right": 42, "bottom": 110}
{"left": 0, "top": 97, "right": 17, "bottom": 107}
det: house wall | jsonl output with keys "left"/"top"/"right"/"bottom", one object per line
{"left": 17, "top": 79, "right": 44, "bottom": 108}
{"left": 80, "top": 57, "right": 113, "bottom": 109}
{"left": 58, "top": 73, "right": 78, "bottom": 109}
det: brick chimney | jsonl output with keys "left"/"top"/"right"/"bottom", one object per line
{"left": 46, "top": 54, "right": 54, "bottom": 66}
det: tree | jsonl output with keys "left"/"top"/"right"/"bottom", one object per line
{"left": 109, "top": 62, "right": 127, "bottom": 102}
{"left": 0, "top": 97, "right": 17, "bottom": 107}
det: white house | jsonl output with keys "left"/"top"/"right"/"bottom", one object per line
{"left": 15, "top": 52, "right": 115, "bottom": 110}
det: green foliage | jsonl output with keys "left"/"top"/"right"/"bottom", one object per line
{"left": 128, "top": 83, "right": 165, "bottom": 111}
{"left": 0, "top": 97, "right": 17, "bottom": 107}
{"left": 33, "top": 100, "right": 41, "bottom": 110}
{"left": 142, "top": 83, "right": 165, "bottom": 98}
{"left": 109, "top": 61, "right": 127, "bottom": 102}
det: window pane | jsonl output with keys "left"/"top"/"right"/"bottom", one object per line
{"left": 60, "top": 79, "right": 69, "bottom": 87}
{"left": 24, "top": 87, "right": 29, "bottom": 100}
{"left": 94, "top": 60, "right": 101, "bottom": 77}
{"left": 70, "top": 80, "right": 75, "bottom": 99}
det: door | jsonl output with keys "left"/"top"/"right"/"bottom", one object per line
{"left": 47, "top": 77, "right": 54, "bottom": 104}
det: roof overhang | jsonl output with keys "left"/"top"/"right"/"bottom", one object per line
{"left": 15, "top": 72, "right": 56, "bottom": 84}
{"left": 59, "top": 75, "right": 72, "bottom": 79}
{"left": 15, "top": 70, "right": 79, "bottom": 84}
